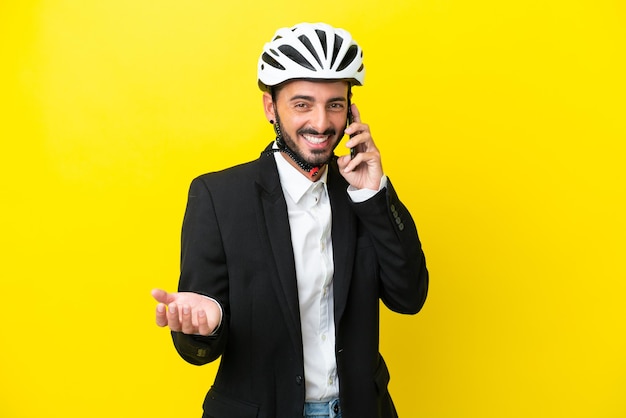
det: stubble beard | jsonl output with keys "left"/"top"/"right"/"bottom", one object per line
{"left": 280, "top": 124, "right": 341, "bottom": 167}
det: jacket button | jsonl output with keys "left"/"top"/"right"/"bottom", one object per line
{"left": 295, "top": 375, "right": 303, "bottom": 385}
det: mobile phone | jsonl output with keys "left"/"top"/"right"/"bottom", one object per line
{"left": 347, "top": 106, "right": 357, "bottom": 159}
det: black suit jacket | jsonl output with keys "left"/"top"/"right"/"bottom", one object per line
{"left": 171, "top": 147, "right": 428, "bottom": 418}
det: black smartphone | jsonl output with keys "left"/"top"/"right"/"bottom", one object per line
{"left": 347, "top": 105, "right": 357, "bottom": 159}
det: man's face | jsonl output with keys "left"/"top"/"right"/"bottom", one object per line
{"left": 267, "top": 80, "right": 350, "bottom": 167}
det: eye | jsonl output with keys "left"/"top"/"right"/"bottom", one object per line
{"left": 328, "top": 102, "right": 345, "bottom": 111}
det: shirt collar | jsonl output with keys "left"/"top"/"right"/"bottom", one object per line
{"left": 273, "top": 145, "right": 328, "bottom": 205}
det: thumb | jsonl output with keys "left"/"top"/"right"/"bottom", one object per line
{"left": 151, "top": 288, "right": 174, "bottom": 304}
{"left": 336, "top": 155, "right": 350, "bottom": 171}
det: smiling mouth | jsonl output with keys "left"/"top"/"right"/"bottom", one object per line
{"left": 302, "top": 134, "right": 331, "bottom": 145}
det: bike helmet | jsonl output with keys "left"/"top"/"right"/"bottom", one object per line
{"left": 258, "top": 22, "right": 365, "bottom": 91}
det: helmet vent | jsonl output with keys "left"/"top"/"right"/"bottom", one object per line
{"left": 315, "top": 30, "right": 328, "bottom": 57}
{"left": 298, "top": 35, "right": 323, "bottom": 67}
{"left": 261, "top": 52, "right": 286, "bottom": 70}
{"left": 330, "top": 34, "right": 344, "bottom": 68}
{"left": 278, "top": 45, "right": 316, "bottom": 71}
{"left": 337, "top": 44, "right": 358, "bottom": 71}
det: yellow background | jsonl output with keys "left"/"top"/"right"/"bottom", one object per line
{"left": 1, "top": 0, "right": 625, "bottom": 417}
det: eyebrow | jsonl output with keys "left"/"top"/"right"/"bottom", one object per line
{"left": 288, "top": 95, "right": 347, "bottom": 103}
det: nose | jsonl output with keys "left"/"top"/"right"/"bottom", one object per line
{"left": 310, "top": 105, "right": 332, "bottom": 133}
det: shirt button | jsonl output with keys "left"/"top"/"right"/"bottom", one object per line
{"left": 295, "top": 375, "right": 303, "bottom": 385}
{"left": 321, "top": 334, "right": 327, "bottom": 341}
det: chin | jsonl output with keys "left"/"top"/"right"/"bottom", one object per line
{"left": 306, "top": 150, "right": 334, "bottom": 165}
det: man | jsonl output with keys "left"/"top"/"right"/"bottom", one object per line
{"left": 152, "top": 22, "right": 428, "bottom": 418}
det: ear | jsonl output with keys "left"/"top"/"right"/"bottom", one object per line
{"left": 262, "top": 92, "right": 275, "bottom": 122}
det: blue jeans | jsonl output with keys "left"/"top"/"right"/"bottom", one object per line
{"left": 304, "top": 399, "right": 342, "bottom": 418}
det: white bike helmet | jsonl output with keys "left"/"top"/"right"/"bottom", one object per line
{"left": 258, "top": 22, "right": 365, "bottom": 91}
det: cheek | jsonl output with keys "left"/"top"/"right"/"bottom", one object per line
{"left": 331, "top": 114, "right": 348, "bottom": 130}
{"left": 283, "top": 116, "right": 307, "bottom": 133}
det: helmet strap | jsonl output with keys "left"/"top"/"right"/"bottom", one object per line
{"left": 262, "top": 98, "right": 326, "bottom": 178}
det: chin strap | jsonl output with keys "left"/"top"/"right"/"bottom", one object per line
{"left": 261, "top": 119, "right": 327, "bottom": 178}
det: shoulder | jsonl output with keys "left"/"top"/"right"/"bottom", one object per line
{"left": 189, "top": 153, "right": 278, "bottom": 196}
{"left": 194, "top": 149, "right": 276, "bottom": 189}
{"left": 183, "top": 161, "right": 261, "bottom": 213}
{"left": 194, "top": 160, "right": 259, "bottom": 186}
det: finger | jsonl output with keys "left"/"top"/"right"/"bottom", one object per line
{"left": 167, "top": 303, "right": 182, "bottom": 332}
{"left": 350, "top": 103, "right": 361, "bottom": 123}
{"left": 196, "top": 309, "right": 211, "bottom": 336}
{"left": 337, "top": 154, "right": 361, "bottom": 174}
{"left": 181, "top": 305, "right": 195, "bottom": 334}
{"left": 151, "top": 288, "right": 172, "bottom": 304}
{"left": 341, "top": 150, "right": 379, "bottom": 174}
{"left": 155, "top": 303, "right": 168, "bottom": 327}
{"left": 340, "top": 153, "right": 362, "bottom": 173}
{"left": 346, "top": 136, "right": 365, "bottom": 157}
{"left": 336, "top": 154, "right": 349, "bottom": 171}
{"left": 346, "top": 123, "right": 371, "bottom": 148}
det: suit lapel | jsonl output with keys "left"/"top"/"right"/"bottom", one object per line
{"left": 254, "top": 151, "right": 303, "bottom": 354}
{"left": 327, "top": 162, "right": 357, "bottom": 324}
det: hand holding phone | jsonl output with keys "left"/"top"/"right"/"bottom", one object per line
{"left": 338, "top": 102, "right": 384, "bottom": 191}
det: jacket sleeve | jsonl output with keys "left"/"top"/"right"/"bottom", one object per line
{"left": 350, "top": 179, "right": 429, "bottom": 314}
{"left": 171, "top": 175, "right": 230, "bottom": 365}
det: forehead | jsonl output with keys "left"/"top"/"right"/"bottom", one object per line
{"left": 275, "top": 80, "right": 350, "bottom": 100}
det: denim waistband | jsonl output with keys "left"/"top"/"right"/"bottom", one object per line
{"left": 304, "top": 398, "right": 341, "bottom": 417}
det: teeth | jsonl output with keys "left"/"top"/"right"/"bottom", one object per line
{"left": 303, "top": 135, "right": 328, "bottom": 144}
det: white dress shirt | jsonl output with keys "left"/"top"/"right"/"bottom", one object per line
{"left": 273, "top": 150, "right": 386, "bottom": 401}
{"left": 274, "top": 153, "right": 338, "bottom": 401}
